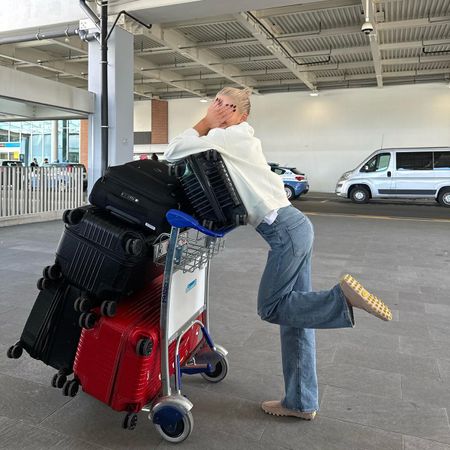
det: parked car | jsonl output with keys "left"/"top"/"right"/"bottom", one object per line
{"left": 0, "top": 160, "right": 23, "bottom": 167}
{"left": 269, "top": 162, "right": 309, "bottom": 200}
{"left": 335, "top": 147, "right": 450, "bottom": 207}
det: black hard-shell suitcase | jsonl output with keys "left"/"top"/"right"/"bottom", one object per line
{"left": 173, "top": 150, "right": 248, "bottom": 231}
{"left": 89, "top": 160, "right": 187, "bottom": 234}
{"left": 6, "top": 280, "right": 82, "bottom": 389}
{"left": 54, "top": 206, "right": 160, "bottom": 322}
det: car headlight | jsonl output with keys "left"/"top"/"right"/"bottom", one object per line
{"left": 339, "top": 171, "right": 352, "bottom": 181}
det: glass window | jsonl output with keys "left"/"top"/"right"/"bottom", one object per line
{"left": 396, "top": 152, "right": 433, "bottom": 170}
{"left": 273, "top": 168, "right": 285, "bottom": 175}
{"left": 433, "top": 151, "right": 450, "bottom": 169}
{"left": 360, "top": 153, "right": 391, "bottom": 172}
{"left": 0, "top": 129, "right": 8, "bottom": 143}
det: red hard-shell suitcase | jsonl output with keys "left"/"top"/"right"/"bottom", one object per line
{"left": 73, "top": 275, "right": 202, "bottom": 413}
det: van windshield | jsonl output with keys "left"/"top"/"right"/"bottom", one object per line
{"left": 360, "top": 153, "right": 390, "bottom": 173}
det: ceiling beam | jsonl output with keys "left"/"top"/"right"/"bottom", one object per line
{"left": 255, "top": 0, "right": 360, "bottom": 19}
{"left": 362, "top": 0, "right": 383, "bottom": 87}
{"left": 124, "top": 17, "right": 259, "bottom": 93}
{"left": 234, "top": 11, "right": 316, "bottom": 90}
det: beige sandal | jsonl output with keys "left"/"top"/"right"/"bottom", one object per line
{"left": 340, "top": 274, "right": 393, "bottom": 321}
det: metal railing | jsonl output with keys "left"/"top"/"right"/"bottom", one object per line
{"left": 0, "top": 166, "right": 85, "bottom": 219}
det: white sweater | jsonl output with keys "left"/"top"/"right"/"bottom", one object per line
{"left": 164, "top": 122, "right": 290, "bottom": 227}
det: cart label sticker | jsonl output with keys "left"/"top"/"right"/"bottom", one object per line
{"left": 186, "top": 279, "right": 197, "bottom": 293}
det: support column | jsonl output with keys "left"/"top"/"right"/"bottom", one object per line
{"left": 88, "top": 26, "right": 134, "bottom": 191}
{"left": 51, "top": 120, "right": 58, "bottom": 163}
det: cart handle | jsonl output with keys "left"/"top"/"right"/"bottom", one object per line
{"left": 166, "top": 210, "right": 225, "bottom": 238}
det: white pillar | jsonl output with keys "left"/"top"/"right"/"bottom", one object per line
{"left": 51, "top": 120, "right": 58, "bottom": 163}
{"left": 88, "top": 26, "right": 134, "bottom": 191}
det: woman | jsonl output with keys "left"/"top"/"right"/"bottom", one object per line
{"left": 165, "top": 87, "right": 392, "bottom": 420}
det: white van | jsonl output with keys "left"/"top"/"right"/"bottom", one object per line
{"left": 335, "top": 147, "right": 450, "bottom": 207}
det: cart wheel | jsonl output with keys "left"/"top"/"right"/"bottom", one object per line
{"left": 154, "top": 411, "right": 194, "bottom": 443}
{"left": 136, "top": 338, "right": 153, "bottom": 357}
{"left": 62, "top": 379, "right": 79, "bottom": 397}
{"left": 51, "top": 373, "right": 67, "bottom": 389}
{"left": 200, "top": 356, "right": 229, "bottom": 383}
{"left": 122, "top": 412, "right": 138, "bottom": 430}
{"left": 124, "top": 238, "right": 144, "bottom": 257}
{"left": 100, "top": 300, "right": 116, "bottom": 317}
{"left": 6, "top": 343, "right": 23, "bottom": 359}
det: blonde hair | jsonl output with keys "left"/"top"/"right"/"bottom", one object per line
{"left": 216, "top": 87, "right": 252, "bottom": 115}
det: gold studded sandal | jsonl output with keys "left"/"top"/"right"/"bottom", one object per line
{"left": 340, "top": 274, "right": 393, "bottom": 322}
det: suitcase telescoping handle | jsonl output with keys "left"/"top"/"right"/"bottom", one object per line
{"left": 166, "top": 210, "right": 226, "bottom": 238}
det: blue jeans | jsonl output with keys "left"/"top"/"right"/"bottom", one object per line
{"left": 255, "top": 205, "right": 354, "bottom": 412}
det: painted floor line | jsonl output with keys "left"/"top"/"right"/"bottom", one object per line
{"left": 304, "top": 211, "right": 450, "bottom": 223}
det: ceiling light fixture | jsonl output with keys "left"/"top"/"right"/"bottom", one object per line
{"left": 310, "top": 89, "right": 319, "bottom": 97}
{"left": 200, "top": 97, "right": 208, "bottom": 103}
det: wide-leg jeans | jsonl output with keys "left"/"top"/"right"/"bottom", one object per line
{"left": 255, "top": 205, "right": 354, "bottom": 412}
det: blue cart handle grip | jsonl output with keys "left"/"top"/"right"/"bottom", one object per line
{"left": 166, "top": 210, "right": 225, "bottom": 238}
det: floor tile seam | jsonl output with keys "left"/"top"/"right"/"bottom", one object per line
{"left": 318, "top": 381, "right": 402, "bottom": 400}
{"left": 321, "top": 384, "right": 449, "bottom": 413}
{"left": 332, "top": 357, "right": 441, "bottom": 380}
{"left": 317, "top": 412, "right": 450, "bottom": 443}
{"left": 0, "top": 370, "right": 61, "bottom": 389}
{"left": 36, "top": 397, "right": 74, "bottom": 425}
{"left": 318, "top": 360, "right": 404, "bottom": 379}
{"left": 202, "top": 382, "right": 283, "bottom": 403}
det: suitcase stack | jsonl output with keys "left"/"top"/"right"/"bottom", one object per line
{"left": 6, "top": 159, "right": 185, "bottom": 387}
{"left": 6, "top": 153, "right": 238, "bottom": 441}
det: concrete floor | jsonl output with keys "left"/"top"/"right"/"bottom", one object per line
{"left": 0, "top": 209, "right": 450, "bottom": 449}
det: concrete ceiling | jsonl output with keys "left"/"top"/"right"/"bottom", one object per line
{"left": 0, "top": 0, "right": 449, "bottom": 101}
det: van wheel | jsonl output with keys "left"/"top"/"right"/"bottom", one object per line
{"left": 350, "top": 186, "right": 370, "bottom": 204}
{"left": 438, "top": 188, "right": 450, "bottom": 207}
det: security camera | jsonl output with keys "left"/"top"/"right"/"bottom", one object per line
{"left": 361, "top": 22, "right": 374, "bottom": 35}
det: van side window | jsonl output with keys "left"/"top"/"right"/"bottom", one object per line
{"left": 433, "top": 152, "right": 450, "bottom": 169}
{"left": 396, "top": 152, "right": 433, "bottom": 170}
{"left": 360, "top": 153, "right": 390, "bottom": 172}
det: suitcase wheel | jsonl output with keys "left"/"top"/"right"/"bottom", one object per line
{"left": 100, "top": 300, "right": 117, "bottom": 317}
{"left": 43, "top": 264, "right": 62, "bottom": 281}
{"left": 124, "top": 238, "right": 144, "bottom": 257}
{"left": 62, "top": 379, "right": 79, "bottom": 397}
{"left": 37, "top": 277, "right": 51, "bottom": 291}
{"left": 6, "top": 343, "right": 23, "bottom": 360}
{"left": 122, "top": 413, "right": 138, "bottom": 430}
{"left": 79, "top": 312, "right": 97, "bottom": 329}
{"left": 136, "top": 337, "right": 153, "bottom": 357}
{"left": 63, "top": 208, "right": 86, "bottom": 226}
{"left": 74, "top": 295, "right": 92, "bottom": 313}
{"left": 51, "top": 373, "right": 67, "bottom": 389}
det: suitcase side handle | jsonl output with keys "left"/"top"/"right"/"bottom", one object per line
{"left": 166, "top": 210, "right": 225, "bottom": 238}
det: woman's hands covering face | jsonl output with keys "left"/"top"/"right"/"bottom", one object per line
{"left": 205, "top": 98, "right": 237, "bottom": 129}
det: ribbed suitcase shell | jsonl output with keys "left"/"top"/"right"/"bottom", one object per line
{"left": 74, "top": 275, "right": 202, "bottom": 412}
{"left": 56, "top": 207, "right": 158, "bottom": 302}
{"left": 18, "top": 280, "right": 82, "bottom": 373}
{"left": 179, "top": 151, "right": 247, "bottom": 231}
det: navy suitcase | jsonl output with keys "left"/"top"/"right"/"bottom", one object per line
{"left": 6, "top": 280, "right": 82, "bottom": 389}
{"left": 52, "top": 206, "right": 160, "bottom": 324}
{"left": 89, "top": 160, "right": 189, "bottom": 234}
{"left": 172, "top": 150, "right": 248, "bottom": 231}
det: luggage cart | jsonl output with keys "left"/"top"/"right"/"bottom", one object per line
{"left": 148, "top": 209, "right": 229, "bottom": 443}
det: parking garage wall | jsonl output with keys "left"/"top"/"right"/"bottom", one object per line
{"left": 167, "top": 83, "right": 450, "bottom": 193}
